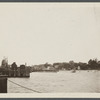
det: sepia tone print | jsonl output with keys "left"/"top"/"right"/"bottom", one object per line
{"left": 0, "top": 3, "right": 100, "bottom": 93}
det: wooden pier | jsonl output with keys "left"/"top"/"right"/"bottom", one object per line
{"left": 0, "top": 65, "right": 30, "bottom": 78}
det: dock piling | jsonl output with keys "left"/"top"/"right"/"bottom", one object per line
{"left": 0, "top": 77, "right": 7, "bottom": 93}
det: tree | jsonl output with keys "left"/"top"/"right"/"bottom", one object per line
{"left": 69, "top": 60, "right": 75, "bottom": 69}
{"left": 62, "top": 63, "right": 70, "bottom": 70}
{"left": 78, "top": 62, "right": 88, "bottom": 70}
{"left": 88, "top": 59, "right": 98, "bottom": 70}
{"left": 11, "top": 62, "right": 18, "bottom": 70}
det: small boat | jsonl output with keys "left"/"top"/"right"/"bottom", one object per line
{"left": 72, "top": 70, "right": 76, "bottom": 73}
{"left": 71, "top": 67, "right": 76, "bottom": 73}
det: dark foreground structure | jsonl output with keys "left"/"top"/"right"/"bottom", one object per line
{"left": 0, "top": 58, "right": 30, "bottom": 77}
{"left": 0, "top": 78, "right": 7, "bottom": 93}
{"left": 0, "top": 66, "right": 30, "bottom": 77}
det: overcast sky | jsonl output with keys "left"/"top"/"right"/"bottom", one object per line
{"left": 0, "top": 3, "right": 100, "bottom": 66}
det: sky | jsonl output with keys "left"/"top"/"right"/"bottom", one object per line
{"left": 0, "top": 3, "right": 100, "bottom": 66}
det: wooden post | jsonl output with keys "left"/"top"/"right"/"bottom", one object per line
{"left": 0, "top": 77, "right": 7, "bottom": 93}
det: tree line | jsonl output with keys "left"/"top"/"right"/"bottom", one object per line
{"left": 52, "top": 59, "right": 100, "bottom": 70}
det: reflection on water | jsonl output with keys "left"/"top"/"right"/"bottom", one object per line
{"left": 8, "top": 71, "right": 100, "bottom": 93}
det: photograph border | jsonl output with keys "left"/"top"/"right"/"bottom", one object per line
{"left": 0, "top": 2, "right": 100, "bottom": 99}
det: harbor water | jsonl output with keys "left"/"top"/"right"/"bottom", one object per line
{"left": 8, "top": 71, "right": 100, "bottom": 93}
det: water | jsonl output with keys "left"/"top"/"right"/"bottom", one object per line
{"left": 8, "top": 71, "right": 100, "bottom": 93}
